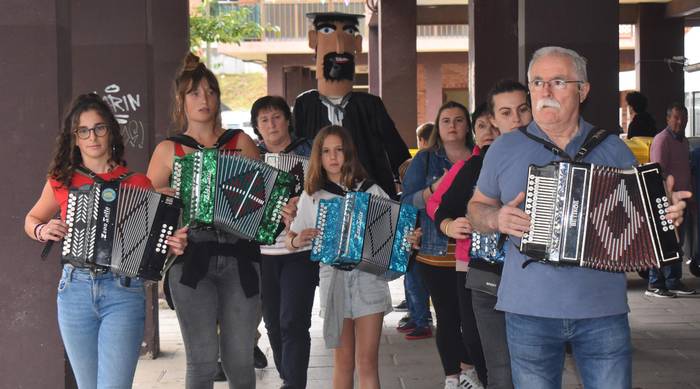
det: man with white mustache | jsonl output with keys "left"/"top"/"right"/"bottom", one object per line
{"left": 468, "top": 46, "right": 692, "bottom": 389}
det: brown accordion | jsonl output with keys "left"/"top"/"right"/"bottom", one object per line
{"left": 520, "top": 161, "right": 682, "bottom": 272}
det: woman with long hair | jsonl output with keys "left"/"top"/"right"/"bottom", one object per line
{"left": 287, "top": 125, "right": 419, "bottom": 389}
{"left": 401, "top": 101, "right": 485, "bottom": 389}
{"left": 147, "top": 52, "right": 261, "bottom": 388}
{"left": 24, "top": 93, "right": 187, "bottom": 389}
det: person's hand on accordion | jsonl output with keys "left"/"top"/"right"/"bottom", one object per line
{"left": 406, "top": 227, "right": 423, "bottom": 250}
{"left": 496, "top": 192, "right": 531, "bottom": 238}
{"left": 165, "top": 226, "right": 189, "bottom": 256}
{"left": 155, "top": 186, "right": 177, "bottom": 197}
{"left": 281, "top": 197, "right": 300, "bottom": 229}
{"left": 441, "top": 217, "right": 473, "bottom": 240}
{"left": 665, "top": 174, "right": 692, "bottom": 227}
{"left": 286, "top": 228, "right": 319, "bottom": 251}
{"left": 37, "top": 218, "right": 69, "bottom": 242}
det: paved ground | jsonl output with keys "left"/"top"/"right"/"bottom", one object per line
{"left": 133, "top": 270, "right": 700, "bottom": 389}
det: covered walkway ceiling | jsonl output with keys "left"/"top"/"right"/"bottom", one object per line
{"left": 414, "top": 0, "right": 700, "bottom": 25}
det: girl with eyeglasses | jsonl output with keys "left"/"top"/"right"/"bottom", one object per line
{"left": 23, "top": 93, "right": 188, "bottom": 389}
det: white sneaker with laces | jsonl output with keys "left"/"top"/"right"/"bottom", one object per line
{"left": 459, "top": 368, "right": 485, "bottom": 389}
{"left": 444, "top": 376, "right": 460, "bottom": 389}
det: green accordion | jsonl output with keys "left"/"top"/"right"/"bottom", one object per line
{"left": 171, "top": 149, "right": 295, "bottom": 244}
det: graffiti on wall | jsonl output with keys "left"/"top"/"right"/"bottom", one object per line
{"left": 101, "top": 84, "right": 145, "bottom": 149}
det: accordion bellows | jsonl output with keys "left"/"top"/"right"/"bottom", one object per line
{"left": 62, "top": 182, "right": 181, "bottom": 280}
{"left": 265, "top": 153, "right": 309, "bottom": 198}
{"left": 311, "top": 192, "right": 418, "bottom": 279}
{"left": 172, "top": 149, "right": 295, "bottom": 244}
{"left": 520, "top": 161, "right": 682, "bottom": 272}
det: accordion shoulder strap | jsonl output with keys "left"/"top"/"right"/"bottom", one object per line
{"left": 74, "top": 166, "right": 135, "bottom": 184}
{"left": 517, "top": 126, "right": 611, "bottom": 162}
{"left": 167, "top": 129, "right": 242, "bottom": 151}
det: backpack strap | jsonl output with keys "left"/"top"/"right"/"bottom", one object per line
{"left": 518, "top": 126, "right": 611, "bottom": 162}
{"left": 214, "top": 129, "right": 242, "bottom": 149}
{"left": 283, "top": 136, "right": 309, "bottom": 154}
{"left": 74, "top": 166, "right": 134, "bottom": 184}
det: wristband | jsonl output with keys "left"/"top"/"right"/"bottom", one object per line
{"left": 429, "top": 184, "right": 434, "bottom": 194}
{"left": 443, "top": 220, "right": 453, "bottom": 236}
{"left": 290, "top": 235, "right": 300, "bottom": 249}
{"left": 35, "top": 223, "right": 47, "bottom": 242}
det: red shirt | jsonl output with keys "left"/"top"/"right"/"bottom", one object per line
{"left": 49, "top": 165, "right": 152, "bottom": 220}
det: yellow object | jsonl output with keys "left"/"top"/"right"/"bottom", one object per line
{"left": 623, "top": 136, "right": 653, "bottom": 164}
{"left": 409, "top": 148, "right": 419, "bottom": 157}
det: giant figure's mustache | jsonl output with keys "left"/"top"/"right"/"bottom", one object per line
{"left": 322, "top": 52, "right": 355, "bottom": 82}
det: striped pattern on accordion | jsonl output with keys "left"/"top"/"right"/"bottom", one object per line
{"left": 310, "top": 192, "right": 418, "bottom": 279}
{"left": 470, "top": 232, "right": 506, "bottom": 264}
{"left": 520, "top": 161, "right": 681, "bottom": 272}
{"left": 61, "top": 182, "right": 181, "bottom": 280}
{"left": 172, "top": 149, "right": 295, "bottom": 244}
{"left": 265, "top": 153, "right": 309, "bottom": 197}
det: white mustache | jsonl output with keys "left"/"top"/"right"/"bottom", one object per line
{"left": 536, "top": 98, "right": 561, "bottom": 111}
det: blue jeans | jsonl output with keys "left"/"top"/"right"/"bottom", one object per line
{"left": 405, "top": 261, "right": 430, "bottom": 327}
{"left": 505, "top": 312, "right": 631, "bottom": 389}
{"left": 649, "top": 216, "right": 686, "bottom": 289}
{"left": 57, "top": 265, "right": 145, "bottom": 389}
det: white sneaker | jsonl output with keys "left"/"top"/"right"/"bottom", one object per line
{"left": 444, "top": 376, "right": 460, "bottom": 389}
{"left": 459, "top": 368, "right": 485, "bottom": 389}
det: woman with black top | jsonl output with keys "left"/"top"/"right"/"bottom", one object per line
{"left": 626, "top": 91, "right": 658, "bottom": 139}
{"left": 432, "top": 80, "right": 532, "bottom": 389}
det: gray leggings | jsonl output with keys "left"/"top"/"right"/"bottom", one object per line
{"left": 169, "top": 258, "right": 260, "bottom": 389}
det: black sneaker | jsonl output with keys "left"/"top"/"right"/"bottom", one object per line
{"left": 254, "top": 345, "right": 268, "bottom": 369}
{"left": 669, "top": 285, "right": 697, "bottom": 295}
{"left": 213, "top": 361, "right": 226, "bottom": 381}
{"left": 398, "top": 314, "right": 411, "bottom": 327}
{"left": 394, "top": 300, "right": 408, "bottom": 311}
{"left": 645, "top": 288, "right": 676, "bottom": 298}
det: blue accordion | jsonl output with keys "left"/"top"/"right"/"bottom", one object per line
{"left": 470, "top": 232, "right": 506, "bottom": 264}
{"left": 310, "top": 192, "right": 418, "bottom": 279}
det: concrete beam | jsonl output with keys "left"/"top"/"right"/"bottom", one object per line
{"left": 416, "top": 5, "right": 468, "bottom": 25}
{"left": 666, "top": 0, "right": 700, "bottom": 17}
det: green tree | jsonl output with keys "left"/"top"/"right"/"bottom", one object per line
{"left": 190, "top": 0, "right": 278, "bottom": 68}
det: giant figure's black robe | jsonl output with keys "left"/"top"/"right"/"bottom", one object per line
{"left": 293, "top": 90, "right": 410, "bottom": 198}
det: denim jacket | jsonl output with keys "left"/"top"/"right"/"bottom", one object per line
{"left": 400, "top": 147, "right": 453, "bottom": 255}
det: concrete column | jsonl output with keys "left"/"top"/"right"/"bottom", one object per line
{"left": 379, "top": 0, "right": 417, "bottom": 147}
{"left": 636, "top": 3, "right": 685, "bottom": 127}
{"left": 267, "top": 54, "right": 284, "bottom": 98}
{"left": 468, "top": 0, "right": 518, "bottom": 109}
{"left": 424, "top": 59, "right": 443, "bottom": 124}
{"left": 518, "top": 0, "right": 619, "bottom": 130}
{"left": 284, "top": 66, "right": 316, "bottom": 106}
{"left": 0, "top": 1, "right": 73, "bottom": 387}
{"left": 368, "top": 13, "right": 379, "bottom": 95}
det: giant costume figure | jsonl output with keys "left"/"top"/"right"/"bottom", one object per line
{"left": 293, "top": 12, "right": 410, "bottom": 198}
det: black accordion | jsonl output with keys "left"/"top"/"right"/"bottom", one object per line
{"left": 520, "top": 161, "right": 681, "bottom": 272}
{"left": 61, "top": 182, "right": 182, "bottom": 280}
{"left": 264, "top": 153, "right": 309, "bottom": 197}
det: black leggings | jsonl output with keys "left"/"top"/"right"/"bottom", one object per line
{"left": 417, "top": 262, "right": 468, "bottom": 376}
{"left": 457, "top": 271, "right": 488, "bottom": 384}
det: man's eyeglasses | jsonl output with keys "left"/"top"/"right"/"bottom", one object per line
{"left": 74, "top": 124, "right": 109, "bottom": 139}
{"left": 529, "top": 79, "right": 583, "bottom": 91}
